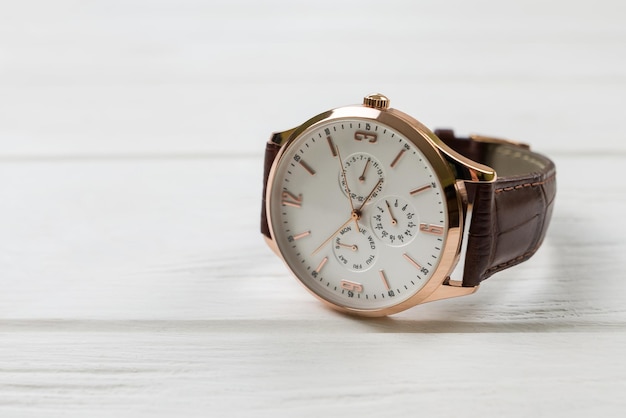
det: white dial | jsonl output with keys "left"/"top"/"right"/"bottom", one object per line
{"left": 269, "top": 118, "right": 449, "bottom": 312}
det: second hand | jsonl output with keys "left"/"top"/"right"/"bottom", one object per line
{"left": 311, "top": 213, "right": 359, "bottom": 256}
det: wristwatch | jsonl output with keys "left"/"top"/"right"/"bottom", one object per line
{"left": 261, "top": 94, "right": 556, "bottom": 316}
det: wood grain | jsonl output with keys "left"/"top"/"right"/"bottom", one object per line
{"left": 1, "top": 0, "right": 625, "bottom": 156}
{"left": 1, "top": 155, "right": 625, "bottom": 416}
{"left": 2, "top": 1, "right": 626, "bottom": 416}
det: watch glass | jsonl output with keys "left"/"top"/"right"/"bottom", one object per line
{"left": 269, "top": 118, "right": 449, "bottom": 311}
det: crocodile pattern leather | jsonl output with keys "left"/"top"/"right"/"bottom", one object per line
{"left": 434, "top": 130, "right": 556, "bottom": 286}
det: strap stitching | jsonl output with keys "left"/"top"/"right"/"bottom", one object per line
{"left": 484, "top": 247, "right": 538, "bottom": 275}
{"left": 494, "top": 174, "right": 555, "bottom": 194}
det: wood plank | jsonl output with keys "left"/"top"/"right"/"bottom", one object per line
{"left": 1, "top": 155, "right": 625, "bottom": 322}
{"left": 1, "top": 0, "right": 624, "bottom": 156}
{"left": 0, "top": 154, "right": 624, "bottom": 415}
{"left": 0, "top": 331, "right": 624, "bottom": 417}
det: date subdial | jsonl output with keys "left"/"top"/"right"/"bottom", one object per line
{"left": 371, "top": 196, "right": 418, "bottom": 246}
{"left": 339, "top": 152, "right": 384, "bottom": 206}
{"left": 332, "top": 224, "right": 378, "bottom": 272}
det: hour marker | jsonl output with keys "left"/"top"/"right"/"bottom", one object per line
{"left": 341, "top": 280, "right": 363, "bottom": 293}
{"left": 327, "top": 136, "right": 337, "bottom": 157}
{"left": 403, "top": 253, "right": 422, "bottom": 270}
{"left": 293, "top": 230, "right": 311, "bottom": 240}
{"left": 282, "top": 190, "right": 302, "bottom": 208}
{"left": 410, "top": 184, "right": 432, "bottom": 195}
{"left": 314, "top": 257, "right": 328, "bottom": 273}
{"left": 390, "top": 149, "right": 406, "bottom": 168}
{"left": 420, "top": 223, "right": 444, "bottom": 235}
{"left": 299, "top": 159, "right": 316, "bottom": 175}
{"left": 379, "top": 270, "right": 390, "bottom": 290}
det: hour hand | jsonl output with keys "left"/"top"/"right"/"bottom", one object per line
{"left": 336, "top": 241, "right": 358, "bottom": 252}
{"left": 335, "top": 145, "right": 360, "bottom": 230}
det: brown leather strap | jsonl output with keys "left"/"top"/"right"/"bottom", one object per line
{"left": 434, "top": 129, "right": 556, "bottom": 287}
{"left": 261, "top": 134, "right": 282, "bottom": 238}
{"left": 261, "top": 129, "right": 556, "bottom": 287}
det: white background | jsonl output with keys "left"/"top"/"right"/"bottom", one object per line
{"left": 1, "top": 1, "right": 625, "bottom": 417}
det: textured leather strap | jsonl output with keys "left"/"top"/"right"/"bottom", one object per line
{"left": 261, "top": 129, "right": 556, "bottom": 287}
{"left": 434, "top": 129, "right": 556, "bottom": 287}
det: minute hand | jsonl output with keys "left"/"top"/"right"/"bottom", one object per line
{"left": 358, "top": 178, "right": 384, "bottom": 211}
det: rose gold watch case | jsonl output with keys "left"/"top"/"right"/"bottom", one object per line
{"left": 265, "top": 102, "right": 496, "bottom": 317}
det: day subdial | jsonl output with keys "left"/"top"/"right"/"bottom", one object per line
{"left": 332, "top": 224, "right": 378, "bottom": 272}
{"left": 371, "top": 196, "right": 418, "bottom": 246}
{"left": 339, "top": 152, "right": 384, "bottom": 205}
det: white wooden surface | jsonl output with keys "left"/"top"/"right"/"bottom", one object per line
{"left": 1, "top": 1, "right": 626, "bottom": 417}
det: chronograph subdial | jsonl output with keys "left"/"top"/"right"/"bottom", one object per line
{"left": 332, "top": 224, "right": 378, "bottom": 272}
{"left": 371, "top": 196, "right": 418, "bottom": 246}
{"left": 339, "top": 152, "right": 384, "bottom": 206}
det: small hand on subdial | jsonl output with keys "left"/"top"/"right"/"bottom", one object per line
{"left": 358, "top": 159, "right": 371, "bottom": 183}
{"left": 385, "top": 200, "right": 398, "bottom": 226}
{"left": 336, "top": 241, "right": 358, "bottom": 252}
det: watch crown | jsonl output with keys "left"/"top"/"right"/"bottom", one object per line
{"left": 363, "top": 93, "right": 390, "bottom": 110}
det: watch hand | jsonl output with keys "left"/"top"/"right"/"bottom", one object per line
{"left": 358, "top": 158, "right": 370, "bottom": 183}
{"left": 358, "top": 178, "right": 384, "bottom": 211}
{"left": 311, "top": 212, "right": 360, "bottom": 256}
{"left": 335, "top": 145, "right": 360, "bottom": 231}
{"left": 336, "top": 241, "right": 358, "bottom": 252}
{"left": 385, "top": 200, "right": 398, "bottom": 226}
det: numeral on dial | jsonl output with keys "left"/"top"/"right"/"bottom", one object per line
{"left": 420, "top": 223, "right": 444, "bottom": 235}
{"left": 354, "top": 131, "right": 377, "bottom": 143}
{"left": 282, "top": 190, "right": 302, "bottom": 208}
{"left": 340, "top": 280, "right": 363, "bottom": 293}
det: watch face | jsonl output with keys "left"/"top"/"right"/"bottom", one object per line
{"left": 267, "top": 110, "right": 460, "bottom": 315}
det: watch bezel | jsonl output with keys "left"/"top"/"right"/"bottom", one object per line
{"left": 265, "top": 104, "right": 464, "bottom": 316}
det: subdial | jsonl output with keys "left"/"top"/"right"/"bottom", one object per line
{"left": 332, "top": 224, "right": 378, "bottom": 272}
{"left": 371, "top": 196, "right": 418, "bottom": 246}
{"left": 339, "top": 152, "right": 384, "bottom": 206}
